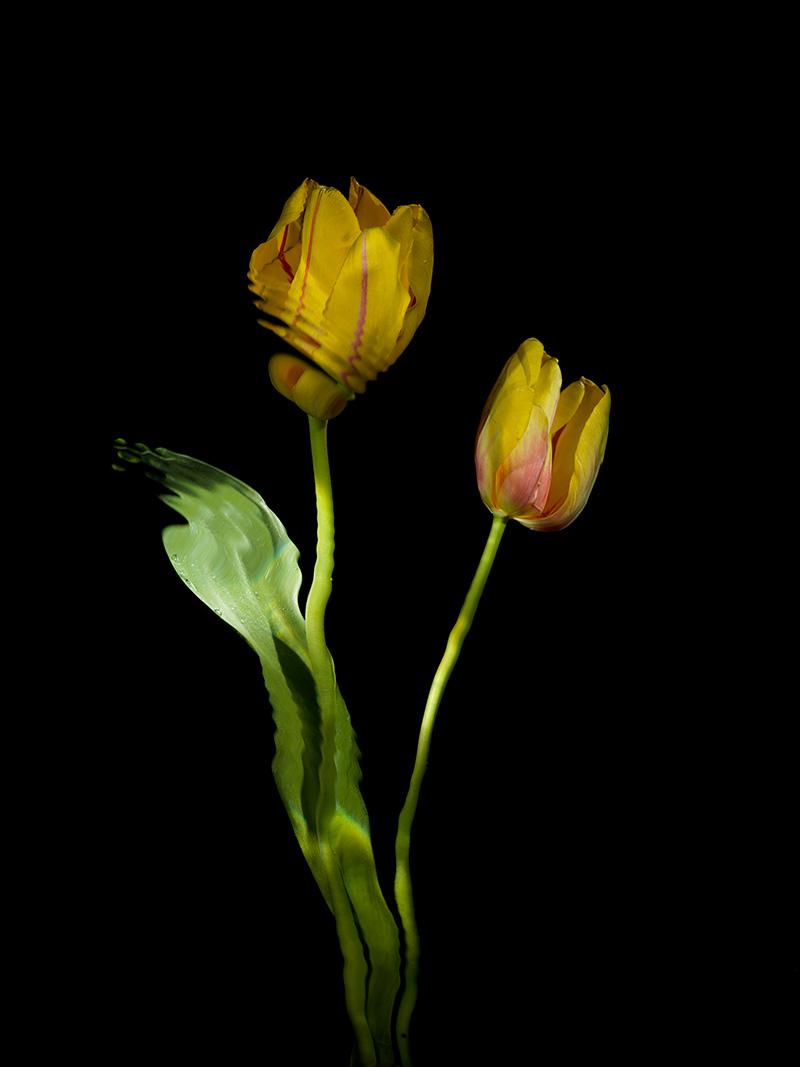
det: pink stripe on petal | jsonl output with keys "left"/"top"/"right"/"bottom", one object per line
{"left": 277, "top": 226, "right": 295, "bottom": 282}
{"left": 293, "top": 190, "right": 322, "bottom": 326}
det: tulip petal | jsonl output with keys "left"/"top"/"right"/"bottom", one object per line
{"left": 529, "top": 354, "right": 563, "bottom": 430}
{"left": 348, "top": 177, "right": 391, "bottom": 229}
{"left": 267, "top": 178, "right": 315, "bottom": 243}
{"left": 268, "top": 353, "right": 349, "bottom": 420}
{"left": 525, "top": 381, "right": 610, "bottom": 531}
{"left": 248, "top": 178, "right": 314, "bottom": 301}
{"left": 495, "top": 404, "right": 552, "bottom": 517}
{"left": 386, "top": 204, "right": 434, "bottom": 364}
{"left": 516, "top": 338, "right": 548, "bottom": 386}
{"left": 475, "top": 345, "right": 559, "bottom": 489}
{"left": 501, "top": 338, "right": 546, "bottom": 395}
{"left": 476, "top": 383, "right": 552, "bottom": 518}
{"left": 316, "top": 227, "right": 410, "bottom": 390}
{"left": 382, "top": 202, "right": 416, "bottom": 252}
{"left": 278, "top": 183, "right": 362, "bottom": 336}
{"left": 478, "top": 340, "right": 546, "bottom": 436}
{"left": 551, "top": 379, "right": 585, "bottom": 435}
{"left": 483, "top": 385, "right": 537, "bottom": 465}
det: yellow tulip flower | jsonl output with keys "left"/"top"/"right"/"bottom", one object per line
{"left": 249, "top": 177, "right": 433, "bottom": 417}
{"left": 476, "top": 338, "right": 610, "bottom": 531}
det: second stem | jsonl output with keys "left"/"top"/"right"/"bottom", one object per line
{"left": 394, "top": 512, "right": 508, "bottom": 1065}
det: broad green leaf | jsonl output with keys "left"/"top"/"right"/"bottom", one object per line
{"left": 116, "top": 443, "right": 400, "bottom": 1061}
{"left": 116, "top": 445, "right": 360, "bottom": 897}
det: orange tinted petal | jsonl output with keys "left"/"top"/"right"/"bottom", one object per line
{"left": 268, "top": 354, "right": 349, "bottom": 420}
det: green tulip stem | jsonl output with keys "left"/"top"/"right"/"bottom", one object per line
{"left": 306, "top": 415, "right": 376, "bottom": 1067}
{"left": 394, "top": 512, "right": 508, "bottom": 1065}
{"left": 305, "top": 416, "right": 339, "bottom": 832}
{"left": 306, "top": 415, "right": 338, "bottom": 831}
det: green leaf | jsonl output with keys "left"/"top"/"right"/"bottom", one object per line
{"left": 117, "top": 444, "right": 401, "bottom": 1063}
{"left": 117, "top": 445, "right": 361, "bottom": 900}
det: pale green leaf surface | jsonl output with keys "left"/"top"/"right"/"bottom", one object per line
{"left": 117, "top": 445, "right": 370, "bottom": 898}
{"left": 117, "top": 443, "right": 401, "bottom": 1056}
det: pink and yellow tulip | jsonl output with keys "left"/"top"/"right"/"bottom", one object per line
{"left": 476, "top": 338, "right": 610, "bottom": 531}
{"left": 249, "top": 177, "right": 433, "bottom": 419}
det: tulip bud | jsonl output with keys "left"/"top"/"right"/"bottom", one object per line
{"left": 268, "top": 354, "right": 350, "bottom": 420}
{"left": 249, "top": 177, "right": 433, "bottom": 414}
{"left": 476, "top": 339, "right": 610, "bottom": 531}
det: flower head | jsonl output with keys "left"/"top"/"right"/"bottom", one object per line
{"left": 249, "top": 177, "right": 433, "bottom": 417}
{"left": 476, "top": 338, "right": 610, "bottom": 531}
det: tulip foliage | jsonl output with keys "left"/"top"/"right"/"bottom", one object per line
{"left": 113, "top": 441, "right": 401, "bottom": 1065}
{"left": 117, "top": 177, "right": 610, "bottom": 1067}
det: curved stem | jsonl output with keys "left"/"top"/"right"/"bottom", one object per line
{"left": 306, "top": 415, "right": 339, "bottom": 831}
{"left": 306, "top": 416, "right": 376, "bottom": 1066}
{"left": 393, "top": 513, "right": 508, "bottom": 1065}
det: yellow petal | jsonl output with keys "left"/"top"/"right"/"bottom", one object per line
{"left": 551, "top": 379, "right": 585, "bottom": 435}
{"left": 516, "top": 338, "right": 548, "bottom": 385}
{"left": 256, "top": 317, "right": 320, "bottom": 362}
{"left": 383, "top": 202, "right": 416, "bottom": 252}
{"left": 386, "top": 204, "right": 434, "bottom": 364}
{"left": 283, "top": 184, "right": 362, "bottom": 334}
{"left": 482, "top": 385, "right": 536, "bottom": 467}
{"left": 314, "top": 227, "right": 410, "bottom": 390}
{"left": 248, "top": 178, "right": 314, "bottom": 302}
{"left": 495, "top": 405, "right": 552, "bottom": 517}
{"left": 477, "top": 396, "right": 552, "bottom": 517}
{"left": 268, "top": 354, "right": 349, "bottom": 420}
{"left": 477, "top": 384, "right": 533, "bottom": 490}
{"left": 477, "top": 339, "right": 546, "bottom": 436}
{"left": 525, "top": 381, "right": 610, "bottom": 531}
{"left": 501, "top": 338, "right": 546, "bottom": 394}
{"left": 529, "top": 354, "right": 562, "bottom": 429}
{"left": 348, "top": 177, "right": 391, "bottom": 229}
{"left": 266, "top": 178, "right": 315, "bottom": 243}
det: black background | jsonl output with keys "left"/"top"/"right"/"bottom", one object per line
{"left": 75, "top": 61, "right": 797, "bottom": 1064}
